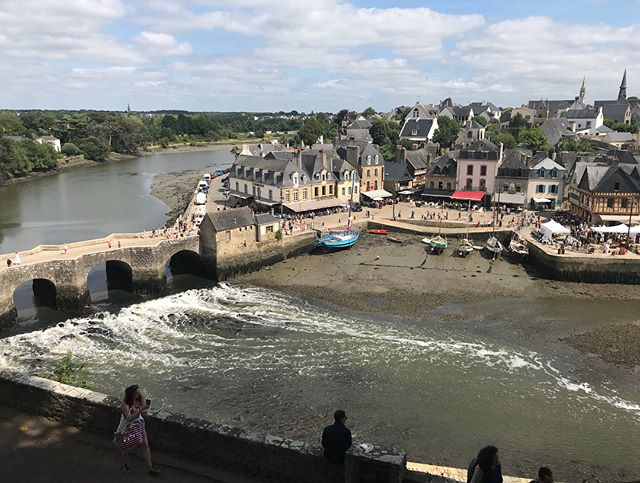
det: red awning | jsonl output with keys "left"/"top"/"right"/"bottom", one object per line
{"left": 451, "top": 191, "right": 485, "bottom": 201}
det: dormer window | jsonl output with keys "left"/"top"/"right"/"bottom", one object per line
{"left": 551, "top": 169, "right": 558, "bottom": 179}
{"left": 374, "top": 155, "right": 379, "bottom": 165}
{"left": 411, "top": 129, "right": 418, "bottom": 136}
{"left": 366, "top": 155, "right": 372, "bottom": 165}
{"left": 413, "top": 109, "right": 419, "bottom": 118}
{"left": 539, "top": 168, "right": 546, "bottom": 178}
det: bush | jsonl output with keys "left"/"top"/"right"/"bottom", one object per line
{"left": 61, "top": 142, "right": 82, "bottom": 156}
{"left": 275, "top": 230, "right": 283, "bottom": 241}
{"left": 42, "top": 351, "right": 91, "bottom": 389}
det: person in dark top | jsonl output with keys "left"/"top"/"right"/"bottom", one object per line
{"left": 530, "top": 467, "right": 554, "bottom": 483}
{"left": 321, "top": 409, "right": 352, "bottom": 465}
{"left": 467, "top": 445, "right": 503, "bottom": 483}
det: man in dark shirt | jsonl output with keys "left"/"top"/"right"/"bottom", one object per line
{"left": 321, "top": 409, "right": 352, "bottom": 465}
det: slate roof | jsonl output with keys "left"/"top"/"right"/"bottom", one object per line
{"left": 468, "top": 120, "right": 485, "bottom": 129}
{"left": 539, "top": 118, "right": 575, "bottom": 146}
{"left": 578, "top": 164, "right": 640, "bottom": 193}
{"left": 384, "top": 162, "right": 413, "bottom": 182}
{"left": 400, "top": 118, "right": 436, "bottom": 140}
{"left": 467, "top": 102, "right": 499, "bottom": 115}
{"left": 348, "top": 118, "right": 372, "bottom": 129}
{"left": 207, "top": 208, "right": 255, "bottom": 232}
{"left": 264, "top": 151, "right": 294, "bottom": 161}
{"left": 405, "top": 149, "right": 430, "bottom": 170}
{"left": 500, "top": 148, "right": 532, "bottom": 170}
{"left": 594, "top": 100, "right": 630, "bottom": 121}
{"left": 527, "top": 99, "right": 573, "bottom": 115}
{"left": 531, "top": 158, "right": 567, "bottom": 172}
{"left": 427, "top": 153, "right": 457, "bottom": 176}
{"left": 255, "top": 213, "right": 279, "bottom": 225}
{"left": 593, "top": 149, "right": 639, "bottom": 165}
{"left": 335, "top": 141, "right": 385, "bottom": 168}
{"left": 562, "top": 107, "right": 600, "bottom": 119}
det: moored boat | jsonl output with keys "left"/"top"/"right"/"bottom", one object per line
{"left": 485, "top": 236, "right": 503, "bottom": 257}
{"left": 457, "top": 238, "right": 474, "bottom": 257}
{"left": 430, "top": 235, "right": 448, "bottom": 253}
{"left": 317, "top": 229, "right": 361, "bottom": 249}
{"left": 369, "top": 229, "right": 389, "bottom": 235}
{"left": 509, "top": 232, "right": 529, "bottom": 257}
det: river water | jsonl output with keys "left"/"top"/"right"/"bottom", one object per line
{"left": 1, "top": 283, "right": 639, "bottom": 480}
{"left": 0, "top": 147, "right": 235, "bottom": 254}
{"left": 0, "top": 149, "right": 639, "bottom": 480}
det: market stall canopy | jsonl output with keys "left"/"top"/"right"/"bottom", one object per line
{"left": 595, "top": 214, "right": 640, "bottom": 224}
{"left": 451, "top": 191, "right": 485, "bottom": 201}
{"left": 284, "top": 198, "right": 347, "bottom": 212}
{"left": 630, "top": 225, "right": 640, "bottom": 234}
{"left": 592, "top": 224, "right": 629, "bottom": 234}
{"left": 533, "top": 198, "right": 553, "bottom": 204}
{"left": 421, "top": 189, "right": 453, "bottom": 198}
{"left": 541, "top": 219, "right": 570, "bottom": 236}
{"left": 496, "top": 192, "right": 526, "bottom": 205}
{"left": 362, "top": 189, "right": 393, "bottom": 199}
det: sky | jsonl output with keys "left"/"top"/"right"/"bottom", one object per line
{"left": 1, "top": 0, "right": 639, "bottom": 112}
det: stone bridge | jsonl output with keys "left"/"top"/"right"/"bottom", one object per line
{"left": 0, "top": 233, "right": 205, "bottom": 327}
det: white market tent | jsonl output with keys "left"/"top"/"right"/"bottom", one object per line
{"left": 533, "top": 198, "right": 553, "bottom": 204}
{"left": 540, "top": 220, "right": 570, "bottom": 241}
{"left": 592, "top": 224, "right": 629, "bottom": 234}
{"left": 630, "top": 225, "right": 640, "bottom": 235}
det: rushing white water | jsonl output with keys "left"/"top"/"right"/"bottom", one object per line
{"left": 1, "top": 283, "right": 639, "bottom": 478}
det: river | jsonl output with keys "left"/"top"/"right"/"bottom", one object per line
{"left": 0, "top": 147, "right": 235, "bottom": 254}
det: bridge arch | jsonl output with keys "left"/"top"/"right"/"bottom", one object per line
{"left": 166, "top": 249, "right": 207, "bottom": 278}
{"left": 86, "top": 259, "right": 134, "bottom": 303}
{"left": 13, "top": 277, "right": 58, "bottom": 319}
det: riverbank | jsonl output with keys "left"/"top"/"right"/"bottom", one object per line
{"left": 150, "top": 168, "right": 203, "bottom": 225}
{"left": 0, "top": 142, "right": 238, "bottom": 187}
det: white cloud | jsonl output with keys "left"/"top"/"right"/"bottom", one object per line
{"left": 136, "top": 31, "right": 192, "bottom": 56}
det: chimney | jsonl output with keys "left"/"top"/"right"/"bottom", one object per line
{"left": 395, "top": 146, "right": 407, "bottom": 163}
{"left": 346, "top": 146, "right": 360, "bottom": 166}
{"left": 294, "top": 149, "right": 302, "bottom": 169}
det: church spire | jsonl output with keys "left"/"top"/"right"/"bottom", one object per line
{"left": 579, "top": 77, "right": 586, "bottom": 104}
{"left": 618, "top": 69, "right": 627, "bottom": 101}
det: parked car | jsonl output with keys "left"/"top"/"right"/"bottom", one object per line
{"left": 195, "top": 192, "right": 207, "bottom": 205}
{"left": 214, "top": 169, "right": 224, "bottom": 176}
{"left": 202, "top": 173, "right": 212, "bottom": 183}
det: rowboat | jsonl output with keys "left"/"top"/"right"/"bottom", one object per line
{"left": 457, "top": 238, "right": 474, "bottom": 257}
{"left": 485, "top": 236, "right": 503, "bottom": 257}
{"left": 317, "top": 229, "right": 361, "bottom": 249}
{"left": 369, "top": 229, "right": 389, "bottom": 235}
{"left": 430, "top": 235, "right": 448, "bottom": 253}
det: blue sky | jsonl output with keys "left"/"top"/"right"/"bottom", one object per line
{"left": 0, "top": 0, "right": 639, "bottom": 112}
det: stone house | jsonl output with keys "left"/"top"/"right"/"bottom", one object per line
{"left": 494, "top": 148, "right": 532, "bottom": 206}
{"left": 399, "top": 118, "right": 438, "bottom": 143}
{"left": 394, "top": 146, "right": 435, "bottom": 188}
{"left": 36, "top": 136, "right": 61, "bottom": 152}
{"left": 455, "top": 140, "right": 502, "bottom": 195}
{"left": 527, "top": 157, "right": 567, "bottom": 209}
{"left": 200, "top": 207, "right": 262, "bottom": 262}
{"left": 335, "top": 141, "right": 385, "bottom": 194}
{"left": 439, "top": 105, "right": 474, "bottom": 124}
{"left": 499, "top": 106, "right": 536, "bottom": 130}
{"left": 468, "top": 102, "right": 501, "bottom": 121}
{"left": 423, "top": 153, "right": 457, "bottom": 198}
{"left": 343, "top": 116, "right": 373, "bottom": 141}
{"left": 454, "top": 119, "right": 486, "bottom": 148}
{"left": 560, "top": 107, "right": 604, "bottom": 135}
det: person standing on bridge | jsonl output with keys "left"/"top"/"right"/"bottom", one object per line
{"left": 114, "top": 384, "right": 160, "bottom": 476}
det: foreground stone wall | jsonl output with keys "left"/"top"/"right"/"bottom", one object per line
{"left": 527, "top": 241, "right": 640, "bottom": 284}
{"left": 0, "top": 370, "right": 407, "bottom": 483}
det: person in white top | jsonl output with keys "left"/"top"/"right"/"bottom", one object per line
{"left": 14, "top": 253, "right": 21, "bottom": 265}
{"left": 116, "top": 384, "right": 159, "bottom": 475}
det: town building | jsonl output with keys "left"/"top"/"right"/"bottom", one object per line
{"left": 559, "top": 106, "right": 604, "bottom": 135}
{"left": 406, "top": 102, "right": 439, "bottom": 120}
{"left": 595, "top": 70, "right": 632, "bottom": 125}
{"left": 383, "top": 161, "right": 413, "bottom": 196}
{"left": 228, "top": 150, "right": 359, "bottom": 213}
{"left": 336, "top": 142, "right": 385, "bottom": 195}
{"left": 455, "top": 139, "right": 502, "bottom": 196}
{"left": 423, "top": 153, "right": 457, "bottom": 199}
{"left": 394, "top": 146, "right": 435, "bottom": 188}
{"left": 454, "top": 119, "right": 486, "bottom": 148}
{"left": 439, "top": 105, "right": 474, "bottom": 124}
{"left": 36, "top": 136, "right": 61, "bottom": 152}
{"left": 539, "top": 118, "right": 576, "bottom": 147}
{"left": 494, "top": 148, "right": 532, "bottom": 207}
{"left": 528, "top": 99, "right": 574, "bottom": 120}
{"left": 467, "top": 102, "right": 501, "bottom": 121}
{"left": 499, "top": 106, "right": 536, "bottom": 130}
{"left": 399, "top": 111, "right": 439, "bottom": 144}
{"left": 569, "top": 160, "right": 640, "bottom": 223}
{"left": 343, "top": 116, "right": 373, "bottom": 141}
{"left": 527, "top": 157, "right": 567, "bottom": 209}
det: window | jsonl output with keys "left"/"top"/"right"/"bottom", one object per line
{"left": 355, "top": 186, "right": 358, "bottom": 194}
{"left": 322, "top": 186, "right": 326, "bottom": 196}
{"left": 329, "top": 185, "right": 333, "bottom": 195}
{"left": 614, "top": 182, "right": 620, "bottom": 191}
{"left": 303, "top": 189, "right": 308, "bottom": 200}
{"left": 430, "top": 181, "right": 435, "bottom": 188}
{"left": 314, "top": 187, "right": 318, "bottom": 197}
{"left": 466, "top": 178, "right": 473, "bottom": 190}
{"left": 367, "top": 155, "right": 372, "bottom": 165}
{"left": 467, "top": 165, "right": 473, "bottom": 176}
{"left": 586, "top": 121, "right": 592, "bottom": 128}
{"left": 411, "top": 129, "right": 418, "bottom": 136}
{"left": 321, "top": 173, "right": 326, "bottom": 181}
{"left": 537, "top": 185, "right": 545, "bottom": 193}
{"left": 479, "top": 179, "right": 486, "bottom": 191}
{"left": 244, "top": 184, "right": 248, "bottom": 194}
{"left": 342, "top": 187, "right": 346, "bottom": 196}
{"left": 480, "top": 165, "right": 487, "bottom": 176}
{"left": 551, "top": 169, "right": 558, "bottom": 179}
{"left": 374, "top": 155, "right": 379, "bottom": 165}
{"left": 446, "top": 182, "right": 452, "bottom": 189}
{"left": 434, "top": 166, "right": 441, "bottom": 174}
{"left": 538, "top": 168, "right": 546, "bottom": 178}
{"left": 374, "top": 180, "right": 378, "bottom": 189}
{"left": 293, "top": 190, "right": 298, "bottom": 201}
{"left": 285, "top": 191, "right": 290, "bottom": 202}
{"left": 607, "top": 198, "right": 614, "bottom": 208}
{"left": 348, "top": 187, "right": 352, "bottom": 195}
{"left": 235, "top": 182, "right": 239, "bottom": 191}
{"left": 374, "top": 168, "right": 378, "bottom": 176}
{"left": 516, "top": 184, "right": 522, "bottom": 192}
{"left": 266, "top": 225, "right": 274, "bottom": 233}
{"left": 621, "top": 198, "right": 629, "bottom": 208}
{"left": 549, "top": 185, "right": 558, "bottom": 194}
{"left": 226, "top": 231, "right": 231, "bottom": 241}
{"left": 269, "top": 189, "right": 273, "bottom": 200}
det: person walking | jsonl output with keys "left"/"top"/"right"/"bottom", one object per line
{"left": 14, "top": 252, "right": 21, "bottom": 265}
{"left": 467, "top": 446, "right": 502, "bottom": 483}
{"left": 529, "top": 467, "right": 554, "bottom": 483}
{"left": 114, "top": 384, "right": 160, "bottom": 475}
{"left": 321, "top": 410, "right": 352, "bottom": 465}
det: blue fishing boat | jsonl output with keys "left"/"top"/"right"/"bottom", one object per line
{"left": 317, "top": 229, "right": 361, "bottom": 249}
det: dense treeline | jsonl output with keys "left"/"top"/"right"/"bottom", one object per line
{"left": 0, "top": 110, "right": 306, "bottom": 178}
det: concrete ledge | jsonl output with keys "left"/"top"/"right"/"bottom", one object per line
{"left": 0, "top": 370, "right": 406, "bottom": 483}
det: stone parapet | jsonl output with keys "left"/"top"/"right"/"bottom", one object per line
{"left": 0, "top": 369, "right": 406, "bottom": 483}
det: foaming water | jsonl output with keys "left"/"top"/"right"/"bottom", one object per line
{"left": 1, "top": 283, "right": 639, "bottom": 478}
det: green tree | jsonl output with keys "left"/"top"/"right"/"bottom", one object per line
{"left": 472, "top": 115, "right": 487, "bottom": 127}
{"left": 432, "top": 116, "right": 461, "bottom": 148}
{"left": 61, "top": 142, "right": 82, "bottom": 156}
{"left": 361, "top": 107, "right": 376, "bottom": 118}
{"left": 0, "top": 111, "right": 24, "bottom": 134}
{"left": 494, "top": 132, "right": 517, "bottom": 149}
{"left": 508, "top": 113, "right": 527, "bottom": 141}
{"left": 298, "top": 117, "right": 324, "bottom": 146}
{"left": 519, "top": 128, "right": 547, "bottom": 151}
{"left": 78, "top": 136, "right": 111, "bottom": 161}
{"left": 108, "top": 115, "right": 147, "bottom": 153}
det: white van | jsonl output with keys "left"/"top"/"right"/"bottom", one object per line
{"left": 202, "top": 173, "right": 212, "bottom": 183}
{"left": 198, "top": 180, "right": 208, "bottom": 191}
{"left": 195, "top": 192, "right": 207, "bottom": 205}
